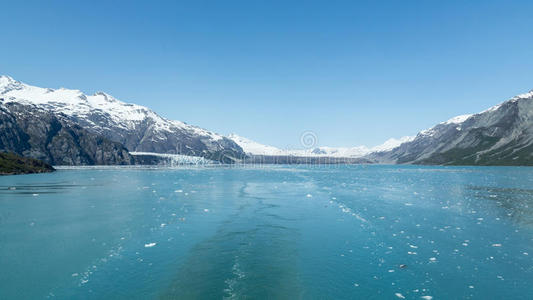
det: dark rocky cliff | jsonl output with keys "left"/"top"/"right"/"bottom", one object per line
{"left": 0, "top": 102, "right": 134, "bottom": 165}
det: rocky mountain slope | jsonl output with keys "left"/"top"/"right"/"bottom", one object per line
{"left": 371, "top": 90, "right": 533, "bottom": 165}
{"left": 0, "top": 102, "right": 133, "bottom": 165}
{"left": 0, "top": 75, "right": 244, "bottom": 163}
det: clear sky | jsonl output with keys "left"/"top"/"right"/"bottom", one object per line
{"left": 2, "top": 0, "right": 533, "bottom": 148}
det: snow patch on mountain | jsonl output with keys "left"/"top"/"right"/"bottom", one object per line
{"left": 371, "top": 136, "right": 415, "bottom": 152}
{"left": 227, "top": 134, "right": 285, "bottom": 156}
{"left": 443, "top": 114, "right": 472, "bottom": 125}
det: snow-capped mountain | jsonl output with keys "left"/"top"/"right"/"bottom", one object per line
{"left": 368, "top": 136, "right": 415, "bottom": 153}
{"left": 3, "top": 74, "right": 531, "bottom": 166}
{"left": 371, "top": 89, "right": 533, "bottom": 165}
{"left": 0, "top": 75, "right": 244, "bottom": 162}
{"left": 228, "top": 133, "right": 414, "bottom": 158}
{"left": 227, "top": 134, "right": 287, "bottom": 156}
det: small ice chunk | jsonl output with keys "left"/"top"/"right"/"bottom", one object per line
{"left": 429, "top": 257, "right": 437, "bottom": 262}
{"left": 395, "top": 293, "right": 406, "bottom": 299}
{"left": 144, "top": 242, "right": 157, "bottom": 248}
{"left": 306, "top": 194, "right": 313, "bottom": 198}
{"left": 420, "top": 296, "right": 433, "bottom": 300}
{"left": 72, "top": 273, "right": 79, "bottom": 277}
{"left": 32, "top": 194, "right": 39, "bottom": 196}
{"left": 174, "top": 189, "right": 183, "bottom": 193}
{"left": 203, "top": 208, "right": 209, "bottom": 212}
{"left": 492, "top": 243, "right": 502, "bottom": 247}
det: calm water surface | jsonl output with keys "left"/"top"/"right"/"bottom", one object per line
{"left": 0, "top": 165, "right": 532, "bottom": 299}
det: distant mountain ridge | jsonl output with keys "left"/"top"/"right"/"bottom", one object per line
{"left": 229, "top": 89, "right": 533, "bottom": 166}
{"left": 227, "top": 133, "right": 413, "bottom": 158}
{"left": 0, "top": 75, "right": 244, "bottom": 163}
{"left": 370, "top": 90, "right": 533, "bottom": 165}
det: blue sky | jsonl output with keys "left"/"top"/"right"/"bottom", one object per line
{"left": 2, "top": 0, "right": 533, "bottom": 148}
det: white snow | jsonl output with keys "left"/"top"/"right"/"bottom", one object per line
{"left": 370, "top": 136, "right": 415, "bottom": 152}
{"left": 443, "top": 114, "right": 472, "bottom": 125}
{"left": 512, "top": 89, "right": 533, "bottom": 101}
{"left": 227, "top": 134, "right": 286, "bottom": 156}
{"left": 227, "top": 133, "right": 414, "bottom": 157}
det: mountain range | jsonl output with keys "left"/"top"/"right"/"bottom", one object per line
{"left": 228, "top": 90, "right": 533, "bottom": 166}
{"left": 227, "top": 133, "right": 414, "bottom": 158}
{"left": 370, "top": 90, "right": 533, "bottom": 165}
{"left": 1, "top": 74, "right": 532, "bottom": 166}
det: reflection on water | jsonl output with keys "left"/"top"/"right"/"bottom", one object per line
{"left": 0, "top": 166, "right": 532, "bottom": 300}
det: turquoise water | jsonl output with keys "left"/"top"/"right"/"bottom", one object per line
{"left": 1, "top": 165, "right": 532, "bottom": 299}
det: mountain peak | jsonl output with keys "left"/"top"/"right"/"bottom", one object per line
{"left": 0, "top": 75, "right": 21, "bottom": 86}
{"left": 0, "top": 74, "right": 15, "bottom": 81}
{"left": 0, "top": 75, "right": 24, "bottom": 94}
{"left": 93, "top": 91, "right": 117, "bottom": 102}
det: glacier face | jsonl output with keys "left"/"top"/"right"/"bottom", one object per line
{"left": 0, "top": 75, "right": 244, "bottom": 161}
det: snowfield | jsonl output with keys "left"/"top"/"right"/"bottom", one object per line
{"left": 227, "top": 133, "right": 414, "bottom": 158}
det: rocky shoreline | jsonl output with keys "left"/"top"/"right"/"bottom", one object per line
{"left": 0, "top": 152, "right": 55, "bottom": 175}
